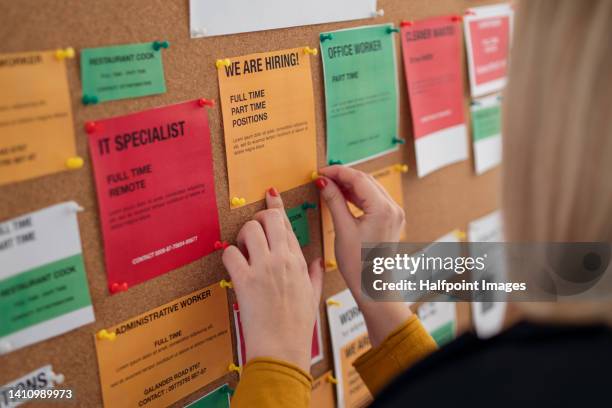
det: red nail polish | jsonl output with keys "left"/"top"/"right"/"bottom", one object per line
{"left": 315, "top": 178, "right": 327, "bottom": 190}
{"left": 268, "top": 187, "right": 278, "bottom": 197}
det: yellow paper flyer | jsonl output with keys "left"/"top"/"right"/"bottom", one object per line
{"left": 94, "top": 283, "right": 232, "bottom": 408}
{"left": 217, "top": 47, "right": 318, "bottom": 207}
{"left": 0, "top": 50, "right": 76, "bottom": 185}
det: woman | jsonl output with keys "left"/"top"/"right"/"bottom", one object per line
{"left": 222, "top": 1, "right": 612, "bottom": 406}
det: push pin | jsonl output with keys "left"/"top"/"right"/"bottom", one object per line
{"left": 84, "top": 122, "right": 97, "bottom": 134}
{"left": 386, "top": 27, "right": 400, "bottom": 34}
{"left": 152, "top": 40, "right": 170, "bottom": 51}
{"left": 326, "top": 299, "right": 341, "bottom": 307}
{"left": 453, "top": 230, "right": 467, "bottom": 241}
{"left": 214, "top": 240, "right": 229, "bottom": 250}
{"left": 400, "top": 21, "right": 414, "bottom": 28}
{"left": 51, "top": 372, "right": 65, "bottom": 385}
{"left": 216, "top": 59, "right": 231, "bottom": 68}
{"left": 319, "top": 33, "right": 333, "bottom": 42}
{"left": 96, "top": 329, "right": 117, "bottom": 341}
{"left": 311, "top": 171, "right": 319, "bottom": 180}
{"left": 301, "top": 202, "right": 317, "bottom": 211}
{"left": 231, "top": 197, "right": 246, "bottom": 207}
{"left": 326, "top": 260, "right": 337, "bottom": 269}
{"left": 228, "top": 363, "right": 241, "bottom": 373}
{"left": 198, "top": 98, "right": 215, "bottom": 108}
{"left": 393, "top": 164, "right": 409, "bottom": 173}
{"left": 54, "top": 47, "right": 75, "bottom": 60}
{"left": 326, "top": 373, "right": 338, "bottom": 384}
{"left": 392, "top": 137, "right": 405, "bottom": 145}
{"left": 82, "top": 95, "right": 99, "bottom": 105}
{"left": 451, "top": 15, "right": 462, "bottom": 23}
{"left": 69, "top": 202, "right": 85, "bottom": 213}
{"left": 303, "top": 47, "right": 318, "bottom": 56}
{"left": 220, "top": 279, "right": 233, "bottom": 289}
{"left": 110, "top": 282, "right": 129, "bottom": 294}
{"left": 373, "top": 9, "right": 385, "bottom": 17}
{"left": 328, "top": 159, "right": 343, "bottom": 165}
{"left": 65, "top": 157, "right": 84, "bottom": 170}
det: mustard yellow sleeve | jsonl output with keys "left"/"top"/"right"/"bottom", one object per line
{"left": 354, "top": 315, "right": 437, "bottom": 395}
{"left": 231, "top": 357, "right": 312, "bottom": 408}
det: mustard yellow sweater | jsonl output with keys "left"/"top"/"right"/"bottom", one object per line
{"left": 232, "top": 315, "right": 437, "bottom": 407}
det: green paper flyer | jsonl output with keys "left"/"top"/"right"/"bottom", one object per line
{"left": 80, "top": 41, "right": 167, "bottom": 103}
{"left": 320, "top": 24, "right": 400, "bottom": 165}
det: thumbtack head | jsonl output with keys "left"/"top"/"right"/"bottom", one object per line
{"left": 228, "top": 363, "right": 241, "bottom": 373}
{"left": 110, "top": 282, "right": 129, "bottom": 294}
{"left": 220, "top": 279, "right": 233, "bottom": 289}
{"left": 328, "top": 159, "right": 343, "bottom": 165}
{"left": 51, "top": 373, "right": 65, "bottom": 385}
{"left": 310, "top": 171, "right": 319, "bottom": 181}
{"left": 451, "top": 15, "right": 462, "bottom": 22}
{"left": 453, "top": 230, "right": 467, "bottom": 241}
{"left": 303, "top": 47, "right": 318, "bottom": 55}
{"left": 66, "top": 157, "right": 84, "bottom": 170}
{"left": 326, "top": 299, "right": 342, "bottom": 307}
{"left": 214, "top": 240, "right": 229, "bottom": 250}
{"left": 301, "top": 202, "right": 317, "bottom": 211}
{"left": 325, "top": 260, "right": 337, "bottom": 269}
{"left": 400, "top": 21, "right": 414, "bottom": 27}
{"left": 319, "top": 33, "right": 333, "bottom": 42}
{"left": 215, "top": 59, "right": 231, "bottom": 69}
{"left": 373, "top": 9, "right": 385, "bottom": 17}
{"left": 153, "top": 40, "right": 170, "bottom": 51}
{"left": 392, "top": 137, "right": 405, "bottom": 145}
{"left": 82, "top": 95, "right": 99, "bottom": 105}
{"left": 386, "top": 27, "right": 400, "bottom": 34}
{"left": 393, "top": 164, "right": 409, "bottom": 173}
{"left": 326, "top": 373, "right": 338, "bottom": 384}
{"left": 84, "top": 122, "right": 97, "bottom": 134}
{"left": 197, "top": 98, "right": 215, "bottom": 108}
{"left": 231, "top": 197, "right": 246, "bottom": 207}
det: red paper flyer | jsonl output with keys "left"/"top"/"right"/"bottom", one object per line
{"left": 401, "top": 15, "right": 468, "bottom": 177}
{"left": 87, "top": 100, "right": 220, "bottom": 293}
{"left": 464, "top": 4, "right": 513, "bottom": 97}
{"left": 233, "top": 303, "right": 323, "bottom": 366}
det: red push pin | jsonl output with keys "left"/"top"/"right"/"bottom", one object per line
{"left": 451, "top": 15, "right": 462, "bottom": 22}
{"left": 110, "top": 282, "right": 129, "bottom": 294}
{"left": 198, "top": 98, "right": 215, "bottom": 108}
{"left": 214, "top": 240, "right": 229, "bottom": 250}
{"left": 400, "top": 21, "right": 413, "bottom": 27}
{"left": 84, "top": 122, "right": 97, "bottom": 134}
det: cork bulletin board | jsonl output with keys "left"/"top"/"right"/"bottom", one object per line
{"left": 0, "top": 0, "right": 501, "bottom": 406}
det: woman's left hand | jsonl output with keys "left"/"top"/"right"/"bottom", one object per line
{"left": 222, "top": 188, "right": 324, "bottom": 372}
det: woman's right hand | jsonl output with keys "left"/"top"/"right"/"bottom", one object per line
{"left": 316, "top": 165, "right": 412, "bottom": 347}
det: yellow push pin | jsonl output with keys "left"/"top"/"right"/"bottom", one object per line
{"left": 231, "top": 197, "right": 246, "bottom": 207}
{"left": 326, "top": 299, "right": 341, "bottom": 307}
{"left": 326, "top": 373, "right": 338, "bottom": 384}
{"left": 96, "top": 329, "right": 117, "bottom": 341}
{"left": 216, "top": 58, "right": 231, "bottom": 68}
{"left": 65, "top": 157, "right": 84, "bottom": 170}
{"left": 228, "top": 363, "right": 241, "bottom": 373}
{"left": 55, "top": 47, "right": 75, "bottom": 60}
{"left": 303, "top": 47, "right": 318, "bottom": 56}
{"left": 220, "top": 279, "right": 233, "bottom": 289}
{"left": 325, "top": 260, "right": 337, "bottom": 269}
{"left": 393, "top": 164, "right": 409, "bottom": 173}
{"left": 453, "top": 230, "right": 467, "bottom": 241}
{"left": 311, "top": 171, "right": 319, "bottom": 181}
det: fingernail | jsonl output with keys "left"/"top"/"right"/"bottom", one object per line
{"left": 315, "top": 178, "right": 327, "bottom": 190}
{"left": 319, "top": 258, "right": 325, "bottom": 269}
{"left": 268, "top": 187, "right": 278, "bottom": 197}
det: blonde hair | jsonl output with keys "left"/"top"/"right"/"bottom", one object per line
{"left": 502, "top": 0, "right": 612, "bottom": 323}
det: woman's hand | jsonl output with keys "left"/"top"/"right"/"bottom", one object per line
{"left": 316, "top": 165, "right": 412, "bottom": 347}
{"left": 222, "top": 188, "right": 323, "bottom": 372}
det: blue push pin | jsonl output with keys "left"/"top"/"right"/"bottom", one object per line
{"left": 152, "top": 40, "right": 170, "bottom": 51}
{"left": 82, "top": 95, "right": 99, "bottom": 105}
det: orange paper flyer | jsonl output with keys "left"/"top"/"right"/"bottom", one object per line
{"left": 322, "top": 164, "right": 407, "bottom": 271}
{"left": 94, "top": 283, "right": 232, "bottom": 408}
{"left": 217, "top": 47, "right": 318, "bottom": 208}
{"left": 0, "top": 50, "right": 76, "bottom": 185}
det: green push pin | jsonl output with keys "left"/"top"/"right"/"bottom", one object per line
{"left": 82, "top": 95, "right": 99, "bottom": 105}
{"left": 152, "top": 40, "right": 170, "bottom": 51}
